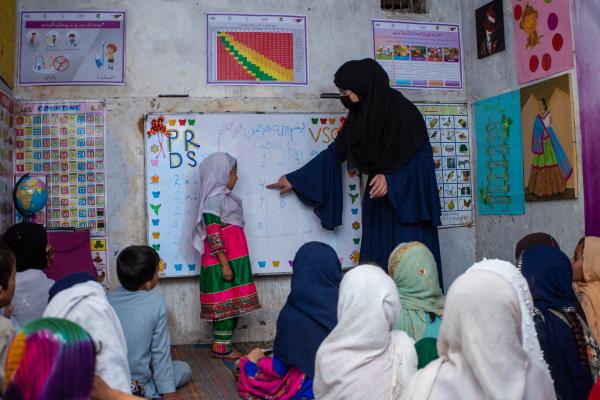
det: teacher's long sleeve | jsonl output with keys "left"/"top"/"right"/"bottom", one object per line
{"left": 286, "top": 144, "right": 345, "bottom": 230}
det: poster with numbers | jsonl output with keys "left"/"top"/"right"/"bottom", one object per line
{"left": 14, "top": 100, "right": 107, "bottom": 237}
{"left": 206, "top": 13, "right": 308, "bottom": 85}
{"left": 0, "top": 89, "right": 14, "bottom": 233}
{"left": 417, "top": 103, "right": 473, "bottom": 227}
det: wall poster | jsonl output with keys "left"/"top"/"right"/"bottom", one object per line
{"left": 474, "top": 90, "right": 525, "bottom": 215}
{"left": 206, "top": 13, "right": 308, "bottom": 86}
{"left": 373, "top": 20, "right": 463, "bottom": 89}
{"left": 19, "top": 11, "right": 125, "bottom": 85}
{"left": 418, "top": 103, "right": 473, "bottom": 226}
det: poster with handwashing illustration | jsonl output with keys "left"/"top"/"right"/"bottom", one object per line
{"left": 18, "top": 11, "right": 125, "bottom": 85}
{"left": 144, "top": 113, "right": 361, "bottom": 277}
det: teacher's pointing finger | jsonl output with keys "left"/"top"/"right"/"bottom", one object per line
{"left": 266, "top": 175, "right": 293, "bottom": 194}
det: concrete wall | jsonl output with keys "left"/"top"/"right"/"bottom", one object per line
{"left": 15, "top": 0, "right": 473, "bottom": 344}
{"left": 461, "top": 0, "right": 585, "bottom": 263}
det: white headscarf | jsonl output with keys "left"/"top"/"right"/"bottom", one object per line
{"left": 469, "top": 259, "right": 551, "bottom": 375}
{"left": 314, "top": 264, "right": 417, "bottom": 400}
{"left": 43, "top": 281, "right": 132, "bottom": 393}
{"left": 191, "top": 152, "right": 244, "bottom": 258}
{"left": 402, "top": 265, "right": 556, "bottom": 400}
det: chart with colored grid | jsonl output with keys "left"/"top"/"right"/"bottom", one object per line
{"left": 207, "top": 14, "right": 308, "bottom": 85}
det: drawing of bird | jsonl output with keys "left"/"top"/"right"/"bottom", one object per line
{"left": 463, "top": 199, "right": 472, "bottom": 208}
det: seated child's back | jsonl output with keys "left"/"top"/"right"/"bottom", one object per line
{"left": 109, "top": 245, "right": 191, "bottom": 399}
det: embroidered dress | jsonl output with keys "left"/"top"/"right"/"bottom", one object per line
{"left": 192, "top": 152, "right": 261, "bottom": 356}
{"left": 200, "top": 211, "right": 260, "bottom": 321}
{"left": 527, "top": 114, "right": 573, "bottom": 197}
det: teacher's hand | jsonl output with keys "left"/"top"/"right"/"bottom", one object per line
{"left": 267, "top": 175, "right": 293, "bottom": 194}
{"left": 369, "top": 174, "right": 388, "bottom": 199}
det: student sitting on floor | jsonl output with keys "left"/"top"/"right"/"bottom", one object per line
{"left": 238, "top": 242, "right": 342, "bottom": 400}
{"left": 0, "top": 244, "right": 17, "bottom": 396}
{"left": 44, "top": 272, "right": 132, "bottom": 393}
{"left": 1, "top": 222, "right": 54, "bottom": 328}
{"left": 108, "top": 245, "right": 191, "bottom": 399}
{"left": 5, "top": 318, "right": 96, "bottom": 399}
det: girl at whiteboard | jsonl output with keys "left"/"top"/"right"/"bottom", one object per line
{"left": 269, "top": 59, "right": 443, "bottom": 287}
{"left": 192, "top": 152, "right": 261, "bottom": 359}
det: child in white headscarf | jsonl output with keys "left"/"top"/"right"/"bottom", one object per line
{"left": 314, "top": 264, "right": 417, "bottom": 399}
{"left": 402, "top": 259, "right": 556, "bottom": 400}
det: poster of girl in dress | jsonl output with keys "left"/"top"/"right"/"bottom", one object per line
{"left": 520, "top": 73, "right": 577, "bottom": 201}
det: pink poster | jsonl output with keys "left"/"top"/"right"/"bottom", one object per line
{"left": 511, "top": 0, "right": 573, "bottom": 84}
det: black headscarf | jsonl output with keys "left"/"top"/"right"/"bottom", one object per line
{"left": 1, "top": 222, "right": 48, "bottom": 272}
{"left": 514, "top": 232, "right": 559, "bottom": 261}
{"left": 333, "top": 58, "right": 429, "bottom": 175}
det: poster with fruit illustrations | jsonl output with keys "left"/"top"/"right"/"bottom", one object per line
{"left": 417, "top": 103, "right": 473, "bottom": 227}
{"left": 145, "top": 113, "right": 361, "bottom": 276}
{"left": 511, "top": 0, "right": 573, "bottom": 84}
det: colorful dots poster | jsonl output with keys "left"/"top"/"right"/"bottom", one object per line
{"left": 511, "top": 0, "right": 573, "bottom": 84}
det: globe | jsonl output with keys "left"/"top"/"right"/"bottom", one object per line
{"left": 13, "top": 175, "right": 48, "bottom": 217}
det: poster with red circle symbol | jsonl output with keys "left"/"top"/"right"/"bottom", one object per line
{"left": 511, "top": 0, "right": 573, "bottom": 84}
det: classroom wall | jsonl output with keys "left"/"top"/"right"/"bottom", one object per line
{"left": 461, "top": 0, "right": 585, "bottom": 263}
{"left": 14, "top": 0, "right": 472, "bottom": 344}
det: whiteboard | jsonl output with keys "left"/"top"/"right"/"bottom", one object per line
{"left": 144, "top": 113, "right": 362, "bottom": 276}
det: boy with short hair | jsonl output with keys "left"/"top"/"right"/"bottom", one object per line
{"left": 109, "top": 246, "right": 191, "bottom": 399}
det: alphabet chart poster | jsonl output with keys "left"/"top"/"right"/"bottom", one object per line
{"left": 18, "top": 11, "right": 126, "bottom": 85}
{"left": 373, "top": 20, "right": 463, "bottom": 90}
{"left": 145, "top": 113, "right": 361, "bottom": 277}
{"left": 417, "top": 103, "right": 473, "bottom": 227}
{"left": 206, "top": 13, "right": 308, "bottom": 85}
{"left": 0, "top": 89, "right": 14, "bottom": 233}
{"left": 14, "top": 100, "right": 107, "bottom": 237}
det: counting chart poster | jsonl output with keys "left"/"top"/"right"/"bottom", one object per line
{"left": 18, "top": 11, "right": 126, "bottom": 85}
{"left": 14, "top": 100, "right": 108, "bottom": 235}
{"left": 145, "top": 113, "right": 361, "bottom": 277}
{"left": 206, "top": 13, "right": 308, "bottom": 86}
{"left": 417, "top": 103, "right": 473, "bottom": 227}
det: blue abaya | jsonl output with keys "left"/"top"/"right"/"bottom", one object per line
{"left": 287, "top": 141, "right": 442, "bottom": 287}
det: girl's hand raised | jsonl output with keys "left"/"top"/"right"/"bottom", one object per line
{"left": 266, "top": 176, "right": 293, "bottom": 194}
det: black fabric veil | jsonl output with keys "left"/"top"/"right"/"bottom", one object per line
{"left": 333, "top": 58, "right": 429, "bottom": 175}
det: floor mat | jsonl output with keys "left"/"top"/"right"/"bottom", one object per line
{"left": 171, "top": 344, "right": 239, "bottom": 400}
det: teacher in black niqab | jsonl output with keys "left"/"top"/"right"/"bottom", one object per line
{"left": 268, "top": 58, "right": 442, "bottom": 287}
{"left": 333, "top": 58, "right": 429, "bottom": 175}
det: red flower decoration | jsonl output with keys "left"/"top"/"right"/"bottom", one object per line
{"left": 147, "top": 116, "right": 171, "bottom": 138}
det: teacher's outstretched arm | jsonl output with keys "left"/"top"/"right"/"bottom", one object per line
{"left": 266, "top": 143, "right": 345, "bottom": 230}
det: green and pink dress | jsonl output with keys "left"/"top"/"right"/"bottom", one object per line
{"left": 192, "top": 152, "right": 260, "bottom": 356}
